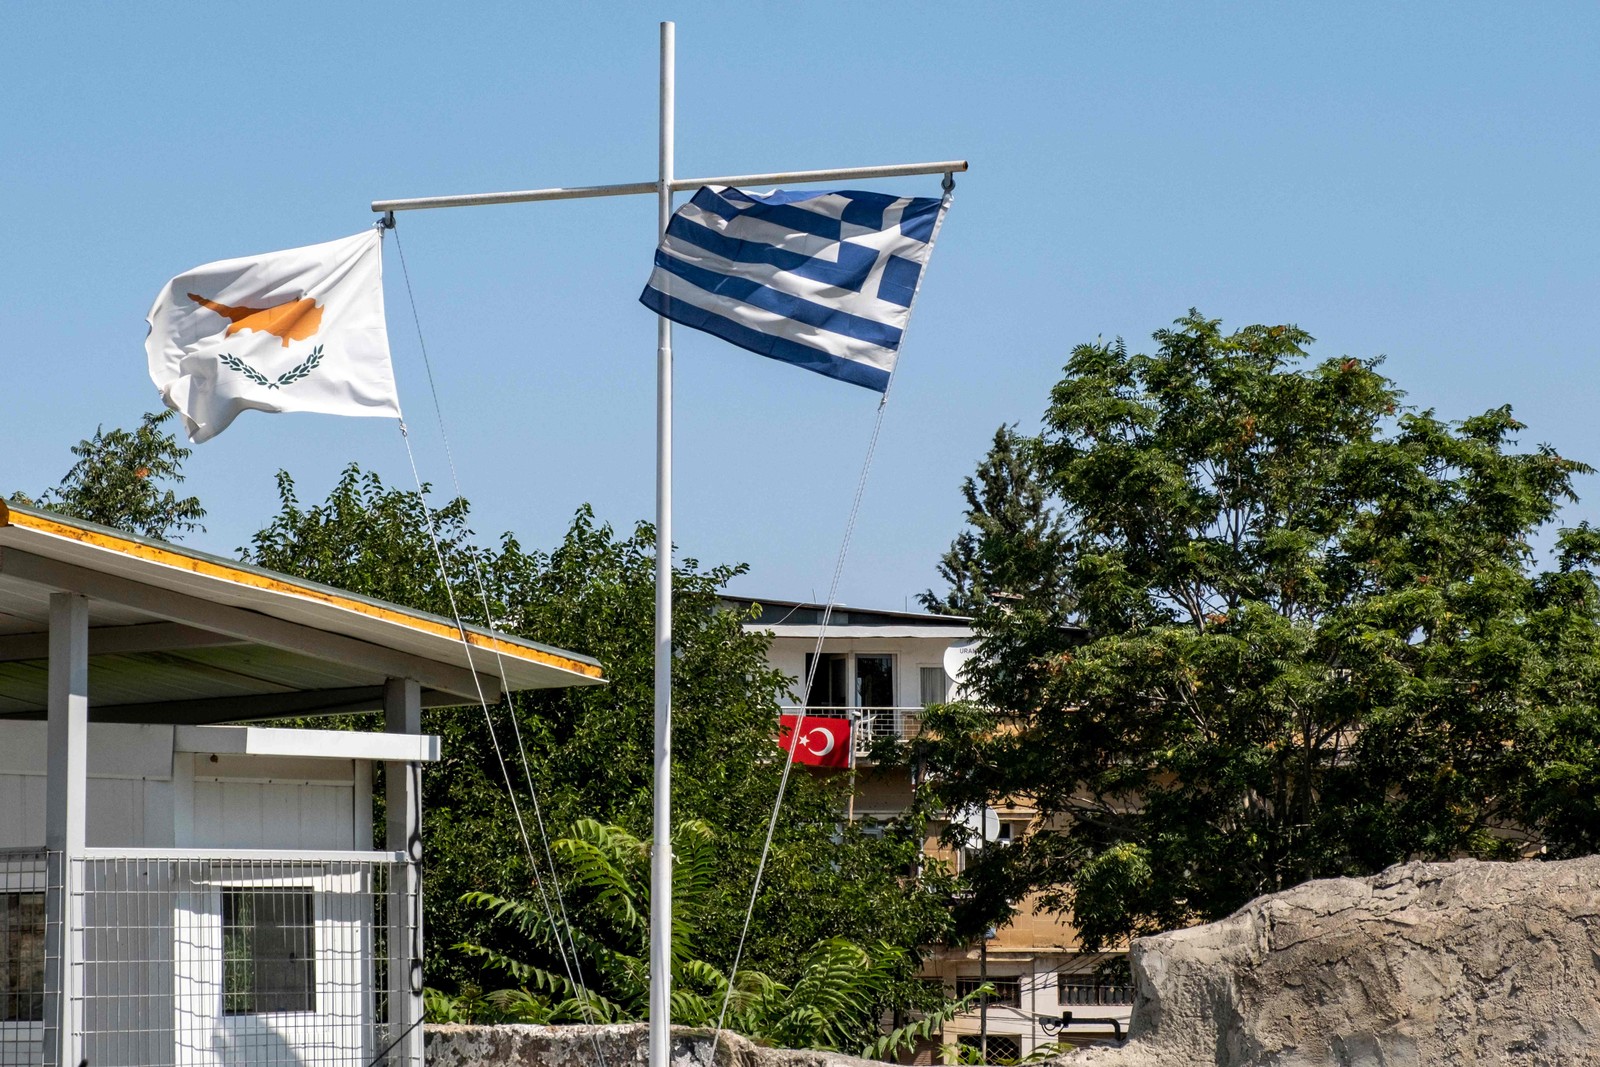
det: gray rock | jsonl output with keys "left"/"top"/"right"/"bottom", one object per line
{"left": 1054, "top": 856, "right": 1600, "bottom": 1067}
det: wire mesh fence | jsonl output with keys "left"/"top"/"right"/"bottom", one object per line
{"left": 1, "top": 851, "right": 413, "bottom": 1067}
{"left": 0, "top": 849, "right": 49, "bottom": 1067}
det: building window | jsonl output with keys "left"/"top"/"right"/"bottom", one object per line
{"left": 957, "top": 1034, "right": 1020, "bottom": 1062}
{"left": 1057, "top": 971, "right": 1133, "bottom": 1006}
{"left": 955, "top": 975, "right": 1020, "bottom": 1007}
{"left": 804, "top": 653, "right": 849, "bottom": 709}
{"left": 919, "top": 666, "right": 947, "bottom": 706}
{"left": 0, "top": 891, "right": 44, "bottom": 1022}
{"left": 855, "top": 654, "right": 895, "bottom": 708}
{"left": 223, "top": 890, "right": 315, "bottom": 1015}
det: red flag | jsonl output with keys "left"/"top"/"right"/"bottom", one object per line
{"left": 778, "top": 714, "right": 851, "bottom": 769}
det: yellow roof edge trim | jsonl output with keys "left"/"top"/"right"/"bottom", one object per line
{"left": 3, "top": 506, "right": 603, "bottom": 681}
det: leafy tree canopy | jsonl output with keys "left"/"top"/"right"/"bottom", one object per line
{"left": 921, "top": 311, "right": 1600, "bottom": 950}
{"left": 12, "top": 409, "right": 205, "bottom": 540}
{"left": 16, "top": 413, "right": 952, "bottom": 1033}
{"left": 917, "top": 424, "right": 1070, "bottom": 617}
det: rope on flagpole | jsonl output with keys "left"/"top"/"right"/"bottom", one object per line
{"left": 388, "top": 223, "right": 611, "bottom": 1057}
{"left": 711, "top": 395, "right": 887, "bottom": 1036}
{"left": 394, "top": 423, "right": 601, "bottom": 1024}
{"left": 714, "top": 178, "right": 957, "bottom": 1040}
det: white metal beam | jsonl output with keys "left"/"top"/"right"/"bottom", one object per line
{"left": 0, "top": 621, "right": 246, "bottom": 663}
{"left": 371, "top": 159, "right": 968, "bottom": 213}
{"left": 0, "top": 549, "right": 501, "bottom": 703}
{"left": 177, "top": 722, "right": 440, "bottom": 762}
{"left": 78, "top": 847, "right": 406, "bottom": 862}
{"left": 46, "top": 684, "right": 462, "bottom": 725}
{"left": 385, "top": 677, "right": 425, "bottom": 1067}
{"left": 44, "top": 592, "right": 87, "bottom": 1067}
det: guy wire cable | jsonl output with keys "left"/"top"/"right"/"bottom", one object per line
{"left": 391, "top": 225, "right": 603, "bottom": 1041}
{"left": 391, "top": 221, "right": 602, "bottom": 1037}
{"left": 712, "top": 386, "right": 890, "bottom": 1039}
{"left": 396, "top": 424, "right": 597, "bottom": 1028}
{"left": 713, "top": 178, "right": 956, "bottom": 1043}
{"left": 388, "top": 222, "right": 610, "bottom": 1058}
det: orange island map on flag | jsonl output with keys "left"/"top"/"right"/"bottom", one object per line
{"left": 185, "top": 293, "right": 325, "bottom": 347}
{"left": 145, "top": 229, "right": 400, "bottom": 442}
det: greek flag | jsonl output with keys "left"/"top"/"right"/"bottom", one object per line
{"left": 640, "top": 186, "right": 950, "bottom": 392}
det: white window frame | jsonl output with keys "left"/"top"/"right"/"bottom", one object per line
{"left": 174, "top": 863, "right": 376, "bottom": 1067}
{"left": 851, "top": 652, "right": 897, "bottom": 710}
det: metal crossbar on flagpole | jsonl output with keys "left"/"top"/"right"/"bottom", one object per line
{"left": 370, "top": 160, "right": 968, "bottom": 213}
{"left": 370, "top": 23, "right": 965, "bottom": 1067}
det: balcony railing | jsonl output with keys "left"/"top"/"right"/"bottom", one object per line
{"left": 781, "top": 706, "right": 925, "bottom": 758}
{"left": 1058, "top": 982, "right": 1135, "bottom": 1007}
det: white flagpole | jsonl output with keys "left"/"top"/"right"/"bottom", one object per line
{"left": 368, "top": 30, "right": 965, "bottom": 1063}
{"left": 649, "top": 20, "right": 675, "bottom": 1067}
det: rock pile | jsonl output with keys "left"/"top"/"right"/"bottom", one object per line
{"left": 1058, "top": 856, "right": 1600, "bottom": 1066}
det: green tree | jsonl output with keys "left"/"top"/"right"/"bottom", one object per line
{"left": 922, "top": 311, "right": 1600, "bottom": 950}
{"left": 243, "top": 465, "right": 950, "bottom": 1011}
{"left": 918, "top": 425, "right": 1070, "bottom": 616}
{"left": 441, "top": 817, "right": 978, "bottom": 1058}
{"left": 13, "top": 410, "right": 205, "bottom": 540}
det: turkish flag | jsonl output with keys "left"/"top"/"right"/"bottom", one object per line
{"left": 778, "top": 714, "right": 852, "bottom": 769}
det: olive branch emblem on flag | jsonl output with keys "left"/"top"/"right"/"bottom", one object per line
{"left": 217, "top": 346, "right": 325, "bottom": 390}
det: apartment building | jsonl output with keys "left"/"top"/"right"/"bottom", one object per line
{"left": 728, "top": 597, "right": 1130, "bottom": 1057}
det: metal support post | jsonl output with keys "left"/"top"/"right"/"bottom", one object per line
{"left": 649, "top": 21, "right": 676, "bottom": 1067}
{"left": 978, "top": 807, "right": 989, "bottom": 1062}
{"left": 384, "top": 677, "right": 424, "bottom": 1067}
{"left": 44, "top": 592, "right": 87, "bottom": 1067}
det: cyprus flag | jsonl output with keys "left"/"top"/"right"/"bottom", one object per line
{"left": 146, "top": 229, "right": 400, "bottom": 442}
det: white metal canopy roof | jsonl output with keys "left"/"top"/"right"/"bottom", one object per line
{"left": 0, "top": 501, "right": 604, "bottom": 723}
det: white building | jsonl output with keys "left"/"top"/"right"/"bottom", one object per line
{"left": 0, "top": 501, "right": 604, "bottom": 1067}
{"left": 729, "top": 596, "right": 1130, "bottom": 1058}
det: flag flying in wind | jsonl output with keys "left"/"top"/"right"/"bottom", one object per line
{"left": 640, "top": 186, "right": 949, "bottom": 392}
{"left": 146, "top": 229, "right": 400, "bottom": 442}
{"left": 778, "top": 714, "right": 852, "bottom": 769}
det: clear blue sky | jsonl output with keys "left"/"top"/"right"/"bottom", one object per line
{"left": 2, "top": 3, "right": 1596, "bottom": 611}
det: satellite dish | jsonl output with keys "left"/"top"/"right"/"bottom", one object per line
{"left": 954, "top": 804, "right": 1000, "bottom": 842}
{"left": 942, "top": 640, "right": 978, "bottom": 686}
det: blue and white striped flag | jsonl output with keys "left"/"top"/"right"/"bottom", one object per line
{"left": 640, "top": 185, "right": 950, "bottom": 392}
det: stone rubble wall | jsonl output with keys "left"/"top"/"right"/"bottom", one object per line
{"left": 1057, "top": 856, "right": 1600, "bottom": 1067}
{"left": 426, "top": 1023, "right": 887, "bottom": 1067}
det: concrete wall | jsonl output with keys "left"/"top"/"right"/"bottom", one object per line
{"left": 0, "top": 720, "right": 365, "bottom": 849}
{"left": 765, "top": 634, "right": 964, "bottom": 712}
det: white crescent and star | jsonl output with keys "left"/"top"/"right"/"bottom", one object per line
{"left": 801, "top": 727, "right": 836, "bottom": 756}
